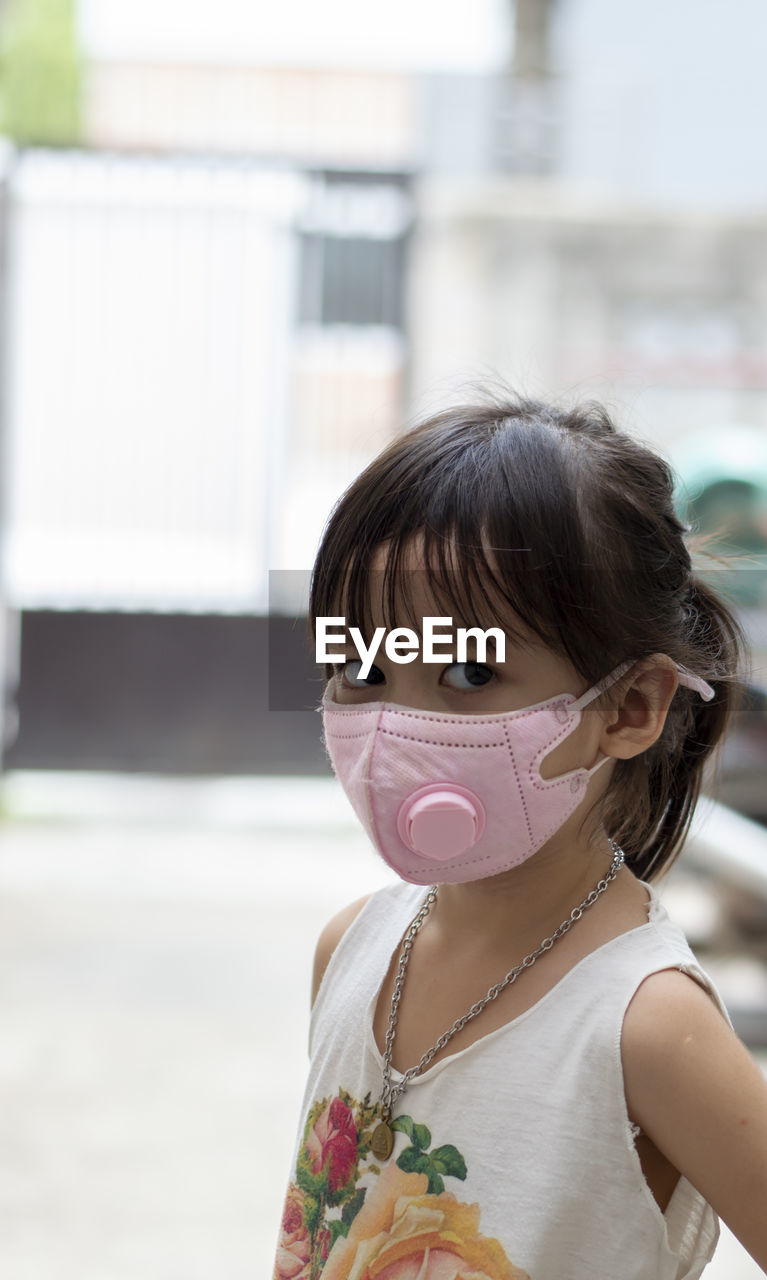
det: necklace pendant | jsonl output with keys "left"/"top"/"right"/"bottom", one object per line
{"left": 371, "top": 1119, "right": 394, "bottom": 1161}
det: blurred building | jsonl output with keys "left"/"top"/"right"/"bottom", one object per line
{"left": 2, "top": 0, "right": 767, "bottom": 776}
{"left": 72, "top": 0, "right": 767, "bottom": 492}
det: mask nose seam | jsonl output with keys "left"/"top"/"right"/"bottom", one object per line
{"left": 361, "top": 700, "right": 387, "bottom": 837}
{"left": 503, "top": 721, "right": 534, "bottom": 849}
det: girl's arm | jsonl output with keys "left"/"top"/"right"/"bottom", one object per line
{"left": 622, "top": 967, "right": 767, "bottom": 1271}
{"left": 311, "top": 895, "right": 372, "bottom": 1006}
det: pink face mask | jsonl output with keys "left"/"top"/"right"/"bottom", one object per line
{"left": 321, "top": 662, "right": 714, "bottom": 885}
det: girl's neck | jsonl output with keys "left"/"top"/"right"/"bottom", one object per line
{"left": 428, "top": 820, "right": 618, "bottom": 951}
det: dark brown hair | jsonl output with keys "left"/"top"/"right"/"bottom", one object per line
{"left": 310, "top": 394, "right": 746, "bottom": 880}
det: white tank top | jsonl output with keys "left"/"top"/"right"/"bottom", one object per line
{"left": 273, "top": 879, "right": 727, "bottom": 1280}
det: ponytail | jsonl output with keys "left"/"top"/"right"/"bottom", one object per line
{"left": 605, "top": 575, "right": 747, "bottom": 880}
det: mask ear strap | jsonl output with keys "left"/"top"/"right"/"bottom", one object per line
{"left": 568, "top": 658, "right": 715, "bottom": 718}
{"left": 567, "top": 661, "right": 634, "bottom": 717}
{"left": 675, "top": 664, "right": 715, "bottom": 701}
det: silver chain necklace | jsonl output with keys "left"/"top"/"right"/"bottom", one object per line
{"left": 370, "top": 839, "right": 626, "bottom": 1161}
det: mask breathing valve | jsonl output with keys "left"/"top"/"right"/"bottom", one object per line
{"left": 396, "top": 783, "right": 486, "bottom": 860}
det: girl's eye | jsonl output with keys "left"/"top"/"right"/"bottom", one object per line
{"left": 339, "top": 660, "right": 385, "bottom": 689}
{"left": 441, "top": 662, "right": 495, "bottom": 691}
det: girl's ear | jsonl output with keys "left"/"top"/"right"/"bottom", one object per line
{"left": 597, "top": 655, "right": 679, "bottom": 760}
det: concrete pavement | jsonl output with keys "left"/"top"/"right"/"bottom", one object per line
{"left": 0, "top": 773, "right": 762, "bottom": 1278}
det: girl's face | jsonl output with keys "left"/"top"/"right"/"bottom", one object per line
{"left": 329, "top": 544, "right": 612, "bottom": 783}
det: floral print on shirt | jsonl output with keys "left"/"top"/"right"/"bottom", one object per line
{"left": 273, "top": 1090, "right": 529, "bottom": 1280}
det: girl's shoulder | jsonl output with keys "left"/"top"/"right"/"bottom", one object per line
{"left": 310, "top": 880, "right": 423, "bottom": 1006}
{"left": 311, "top": 894, "right": 373, "bottom": 1006}
{"left": 620, "top": 961, "right": 767, "bottom": 1270}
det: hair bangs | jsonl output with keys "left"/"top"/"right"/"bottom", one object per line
{"left": 310, "top": 428, "right": 583, "bottom": 658}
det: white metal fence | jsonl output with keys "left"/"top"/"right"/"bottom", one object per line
{"left": 0, "top": 148, "right": 411, "bottom": 614}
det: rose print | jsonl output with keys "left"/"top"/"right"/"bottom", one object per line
{"left": 274, "top": 1184, "right": 311, "bottom": 1280}
{"left": 306, "top": 1096, "right": 359, "bottom": 1194}
{"left": 277, "top": 1092, "right": 525, "bottom": 1279}
{"left": 323, "top": 1163, "right": 528, "bottom": 1280}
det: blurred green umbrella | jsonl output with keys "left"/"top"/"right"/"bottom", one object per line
{"left": 670, "top": 426, "right": 767, "bottom": 607}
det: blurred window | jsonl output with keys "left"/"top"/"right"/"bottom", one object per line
{"left": 299, "top": 233, "right": 406, "bottom": 327}
{"left": 297, "top": 173, "right": 411, "bottom": 329}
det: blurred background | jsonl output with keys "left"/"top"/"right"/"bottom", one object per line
{"left": 0, "top": 0, "right": 766, "bottom": 1276}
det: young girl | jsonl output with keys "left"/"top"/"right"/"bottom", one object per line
{"left": 273, "top": 396, "right": 767, "bottom": 1280}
